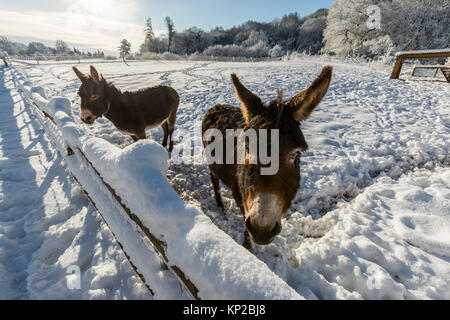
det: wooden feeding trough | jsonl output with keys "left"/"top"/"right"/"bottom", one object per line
{"left": 390, "top": 49, "right": 450, "bottom": 82}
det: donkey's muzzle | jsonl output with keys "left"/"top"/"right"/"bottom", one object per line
{"left": 81, "top": 116, "right": 94, "bottom": 124}
{"left": 244, "top": 192, "right": 284, "bottom": 245}
{"left": 245, "top": 218, "right": 281, "bottom": 245}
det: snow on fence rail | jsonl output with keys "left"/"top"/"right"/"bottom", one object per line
{"left": 5, "top": 53, "right": 303, "bottom": 300}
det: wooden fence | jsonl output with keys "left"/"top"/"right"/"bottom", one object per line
{"left": 390, "top": 49, "right": 450, "bottom": 82}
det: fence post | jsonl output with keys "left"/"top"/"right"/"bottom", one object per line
{"left": 390, "top": 56, "right": 403, "bottom": 79}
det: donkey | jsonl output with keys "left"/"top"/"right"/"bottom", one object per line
{"left": 202, "top": 66, "right": 332, "bottom": 247}
{"left": 73, "top": 65, "right": 179, "bottom": 151}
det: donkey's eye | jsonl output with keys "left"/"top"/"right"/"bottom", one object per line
{"left": 90, "top": 95, "right": 100, "bottom": 102}
{"left": 289, "top": 151, "right": 301, "bottom": 167}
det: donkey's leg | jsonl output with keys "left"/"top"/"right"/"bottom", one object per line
{"left": 161, "top": 122, "right": 169, "bottom": 148}
{"left": 131, "top": 135, "right": 139, "bottom": 142}
{"left": 167, "top": 111, "right": 177, "bottom": 152}
{"left": 210, "top": 172, "right": 224, "bottom": 209}
{"left": 231, "top": 186, "right": 252, "bottom": 249}
{"left": 243, "top": 230, "right": 252, "bottom": 249}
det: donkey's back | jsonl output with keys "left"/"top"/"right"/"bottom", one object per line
{"left": 128, "top": 85, "right": 179, "bottom": 129}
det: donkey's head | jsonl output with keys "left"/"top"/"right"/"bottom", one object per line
{"left": 73, "top": 65, "right": 109, "bottom": 124}
{"left": 232, "top": 66, "right": 332, "bottom": 245}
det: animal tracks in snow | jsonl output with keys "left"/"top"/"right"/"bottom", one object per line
{"left": 13, "top": 58, "right": 450, "bottom": 299}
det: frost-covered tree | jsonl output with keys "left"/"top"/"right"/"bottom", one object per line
{"left": 323, "top": 0, "right": 385, "bottom": 56}
{"left": 0, "top": 36, "right": 17, "bottom": 55}
{"left": 243, "top": 30, "right": 269, "bottom": 47}
{"left": 277, "top": 13, "right": 303, "bottom": 51}
{"left": 173, "top": 27, "right": 212, "bottom": 55}
{"left": 359, "top": 34, "right": 394, "bottom": 57}
{"left": 27, "top": 42, "right": 50, "bottom": 55}
{"left": 324, "top": 0, "right": 449, "bottom": 57}
{"left": 297, "top": 8, "right": 328, "bottom": 54}
{"left": 55, "top": 40, "right": 70, "bottom": 54}
{"left": 269, "top": 44, "right": 284, "bottom": 57}
{"left": 138, "top": 9, "right": 328, "bottom": 57}
{"left": 118, "top": 39, "right": 132, "bottom": 63}
{"left": 384, "top": 0, "right": 449, "bottom": 51}
{"left": 140, "top": 18, "right": 155, "bottom": 53}
{"left": 119, "top": 39, "right": 131, "bottom": 56}
{"left": 165, "top": 16, "right": 175, "bottom": 52}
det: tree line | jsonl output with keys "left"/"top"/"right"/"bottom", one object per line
{"left": 0, "top": 37, "right": 105, "bottom": 59}
{"left": 139, "top": 9, "right": 328, "bottom": 58}
{"left": 137, "top": 0, "right": 448, "bottom": 59}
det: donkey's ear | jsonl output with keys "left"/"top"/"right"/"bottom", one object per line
{"left": 90, "top": 65, "right": 101, "bottom": 81}
{"left": 73, "top": 66, "right": 88, "bottom": 83}
{"left": 231, "top": 73, "right": 262, "bottom": 123}
{"left": 288, "top": 66, "right": 332, "bottom": 122}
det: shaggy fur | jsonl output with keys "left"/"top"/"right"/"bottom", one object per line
{"left": 73, "top": 65, "right": 179, "bottom": 151}
{"left": 202, "top": 66, "right": 332, "bottom": 247}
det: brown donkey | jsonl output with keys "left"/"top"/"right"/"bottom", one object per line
{"left": 73, "top": 65, "right": 179, "bottom": 151}
{"left": 202, "top": 66, "right": 332, "bottom": 247}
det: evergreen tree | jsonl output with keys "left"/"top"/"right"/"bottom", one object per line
{"left": 165, "top": 16, "right": 175, "bottom": 52}
{"left": 140, "top": 18, "right": 155, "bottom": 53}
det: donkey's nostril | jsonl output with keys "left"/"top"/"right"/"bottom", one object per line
{"left": 270, "top": 222, "right": 281, "bottom": 237}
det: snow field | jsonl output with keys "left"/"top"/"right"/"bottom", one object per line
{"left": 8, "top": 60, "right": 304, "bottom": 300}
{"left": 9, "top": 57, "right": 450, "bottom": 299}
{"left": 0, "top": 64, "right": 152, "bottom": 299}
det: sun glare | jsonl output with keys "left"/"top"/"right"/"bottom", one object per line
{"left": 78, "top": 0, "right": 112, "bottom": 16}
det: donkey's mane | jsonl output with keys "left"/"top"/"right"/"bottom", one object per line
{"left": 103, "top": 79, "right": 121, "bottom": 95}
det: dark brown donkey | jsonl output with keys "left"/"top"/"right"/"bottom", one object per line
{"left": 202, "top": 66, "right": 332, "bottom": 247}
{"left": 73, "top": 65, "right": 179, "bottom": 151}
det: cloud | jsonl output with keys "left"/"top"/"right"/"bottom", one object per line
{"left": 0, "top": 0, "right": 146, "bottom": 52}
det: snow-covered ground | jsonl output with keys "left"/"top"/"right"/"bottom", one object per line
{"left": 3, "top": 57, "right": 450, "bottom": 299}
{"left": 0, "top": 65, "right": 152, "bottom": 299}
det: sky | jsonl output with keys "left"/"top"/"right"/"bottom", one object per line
{"left": 0, "top": 0, "right": 334, "bottom": 54}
